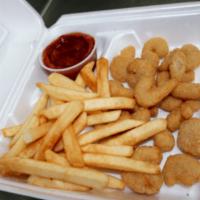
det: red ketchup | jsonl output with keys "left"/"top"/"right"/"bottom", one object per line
{"left": 42, "top": 32, "right": 95, "bottom": 70}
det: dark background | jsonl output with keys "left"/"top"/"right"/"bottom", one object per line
{"left": 0, "top": 0, "right": 196, "bottom": 199}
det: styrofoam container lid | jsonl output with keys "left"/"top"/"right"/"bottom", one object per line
{"left": 0, "top": 0, "right": 44, "bottom": 120}
{"left": 0, "top": 0, "right": 200, "bottom": 200}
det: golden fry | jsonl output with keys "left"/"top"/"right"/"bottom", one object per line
{"left": 48, "top": 73, "right": 85, "bottom": 92}
{"left": 54, "top": 112, "right": 87, "bottom": 152}
{"left": 23, "top": 122, "right": 52, "bottom": 144}
{"left": 6, "top": 115, "right": 39, "bottom": 157}
{"left": 45, "top": 149, "right": 70, "bottom": 167}
{"left": 84, "top": 97, "right": 135, "bottom": 112}
{"left": 96, "top": 58, "right": 110, "bottom": 97}
{"left": 2, "top": 124, "right": 22, "bottom": 137}
{"left": 80, "top": 61, "right": 97, "bottom": 92}
{"left": 73, "top": 112, "right": 87, "bottom": 134}
{"left": 87, "top": 110, "right": 121, "bottom": 126}
{"left": 40, "top": 103, "right": 68, "bottom": 119}
{"left": 75, "top": 74, "right": 86, "bottom": 88}
{"left": 82, "top": 144, "right": 133, "bottom": 157}
{"left": 83, "top": 153, "right": 160, "bottom": 174}
{"left": 103, "top": 119, "right": 166, "bottom": 146}
{"left": 63, "top": 126, "right": 84, "bottom": 167}
{"left": 28, "top": 175, "right": 90, "bottom": 192}
{"left": 79, "top": 119, "right": 144, "bottom": 146}
{"left": 46, "top": 148, "right": 124, "bottom": 190}
{"left": 0, "top": 157, "right": 108, "bottom": 189}
{"left": 35, "top": 101, "right": 83, "bottom": 160}
{"left": 19, "top": 139, "right": 43, "bottom": 159}
{"left": 37, "top": 83, "right": 98, "bottom": 101}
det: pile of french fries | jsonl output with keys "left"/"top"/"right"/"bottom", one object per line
{"left": 0, "top": 58, "right": 166, "bottom": 192}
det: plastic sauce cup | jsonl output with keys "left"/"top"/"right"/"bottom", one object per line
{"left": 39, "top": 32, "right": 96, "bottom": 79}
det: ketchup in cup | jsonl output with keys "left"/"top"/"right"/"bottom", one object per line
{"left": 41, "top": 32, "right": 96, "bottom": 79}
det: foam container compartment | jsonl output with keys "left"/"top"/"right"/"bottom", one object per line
{"left": 0, "top": 0, "right": 200, "bottom": 199}
{"left": 0, "top": 24, "right": 8, "bottom": 61}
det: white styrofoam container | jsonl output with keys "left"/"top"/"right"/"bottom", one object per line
{"left": 0, "top": 0, "right": 200, "bottom": 199}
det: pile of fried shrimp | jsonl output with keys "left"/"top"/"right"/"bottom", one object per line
{"left": 1, "top": 37, "right": 200, "bottom": 196}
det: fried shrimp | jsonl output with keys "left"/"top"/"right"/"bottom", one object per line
{"left": 169, "top": 50, "right": 186, "bottom": 81}
{"left": 172, "top": 82, "right": 200, "bottom": 100}
{"left": 122, "top": 146, "right": 163, "bottom": 195}
{"left": 135, "top": 76, "right": 177, "bottom": 107}
{"left": 160, "top": 96, "right": 182, "bottom": 112}
{"left": 153, "top": 130, "right": 175, "bottom": 152}
{"left": 156, "top": 71, "right": 170, "bottom": 86}
{"left": 126, "top": 58, "right": 156, "bottom": 89}
{"left": 181, "top": 70, "right": 195, "bottom": 82}
{"left": 167, "top": 108, "right": 182, "bottom": 132}
{"left": 142, "top": 51, "right": 160, "bottom": 68}
{"left": 120, "top": 45, "right": 135, "bottom": 58}
{"left": 158, "top": 48, "right": 180, "bottom": 72}
{"left": 159, "top": 53, "right": 171, "bottom": 71}
{"left": 180, "top": 100, "right": 200, "bottom": 119}
{"left": 127, "top": 58, "right": 156, "bottom": 80}
{"left": 110, "top": 46, "right": 135, "bottom": 82}
{"left": 178, "top": 118, "right": 200, "bottom": 158}
{"left": 109, "top": 80, "right": 134, "bottom": 98}
{"left": 163, "top": 154, "right": 200, "bottom": 186}
{"left": 126, "top": 73, "right": 137, "bottom": 88}
{"left": 132, "top": 108, "right": 151, "bottom": 122}
{"left": 133, "top": 146, "right": 163, "bottom": 165}
{"left": 142, "top": 37, "right": 169, "bottom": 58}
{"left": 181, "top": 44, "right": 200, "bottom": 71}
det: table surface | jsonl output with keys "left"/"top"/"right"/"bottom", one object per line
{"left": 0, "top": 0, "right": 197, "bottom": 199}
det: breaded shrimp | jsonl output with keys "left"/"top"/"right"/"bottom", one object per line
{"left": 142, "top": 37, "right": 169, "bottom": 58}
{"left": 135, "top": 76, "right": 177, "bottom": 107}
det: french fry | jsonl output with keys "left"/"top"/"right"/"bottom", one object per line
{"left": 10, "top": 116, "right": 39, "bottom": 147}
{"left": 96, "top": 58, "right": 110, "bottom": 97}
{"left": 84, "top": 97, "right": 135, "bottom": 112}
{"left": 103, "top": 119, "right": 167, "bottom": 146}
{"left": 47, "top": 149, "right": 124, "bottom": 190}
{"left": 54, "top": 112, "right": 87, "bottom": 152}
{"left": 23, "top": 122, "right": 53, "bottom": 144}
{"left": 49, "top": 98, "right": 65, "bottom": 106}
{"left": 87, "top": 110, "right": 121, "bottom": 126}
{"left": 75, "top": 74, "right": 86, "bottom": 88}
{"left": 35, "top": 101, "right": 83, "bottom": 160}
{"left": 79, "top": 119, "right": 144, "bottom": 146}
{"left": 32, "top": 94, "right": 49, "bottom": 115}
{"left": 40, "top": 103, "right": 68, "bottom": 120}
{"left": 2, "top": 124, "right": 22, "bottom": 137}
{"left": 80, "top": 61, "right": 97, "bottom": 92}
{"left": 28, "top": 175, "right": 90, "bottom": 192}
{"left": 63, "top": 126, "right": 84, "bottom": 167}
{"left": 82, "top": 144, "right": 133, "bottom": 157}
{"left": 19, "top": 138, "right": 43, "bottom": 159}
{"left": 48, "top": 73, "right": 85, "bottom": 92}
{"left": 73, "top": 112, "right": 87, "bottom": 134}
{"left": 41, "top": 97, "right": 135, "bottom": 119}
{"left": 45, "top": 149, "right": 70, "bottom": 167}
{"left": 6, "top": 94, "right": 48, "bottom": 154}
{"left": 83, "top": 153, "right": 160, "bottom": 174}
{"left": 0, "top": 157, "right": 108, "bottom": 189}
{"left": 9, "top": 94, "right": 48, "bottom": 147}
{"left": 6, "top": 115, "right": 39, "bottom": 157}
{"left": 37, "top": 83, "right": 98, "bottom": 101}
